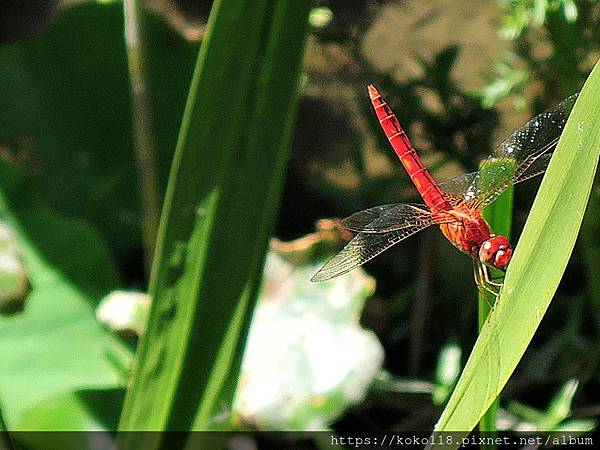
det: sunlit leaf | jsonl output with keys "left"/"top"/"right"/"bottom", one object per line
{"left": 117, "top": 0, "right": 312, "bottom": 444}
{"left": 430, "top": 59, "right": 600, "bottom": 443}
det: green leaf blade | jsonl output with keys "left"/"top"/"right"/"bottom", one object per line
{"left": 118, "top": 0, "right": 311, "bottom": 439}
{"left": 432, "top": 59, "right": 600, "bottom": 440}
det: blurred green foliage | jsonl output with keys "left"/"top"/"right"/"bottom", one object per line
{"left": 0, "top": 192, "right": 131, "bottom": 429}
{"left": 503, "top": 379, "right": 596, "bottom": 432}
{"left": 480, "top": 0, "right": 599, "bottom": 107}
{"left": 0, "top": 2, "right": 193, "bottom": 433}
{"left": 0, "top": 2, "right": 196, "bottom": 271}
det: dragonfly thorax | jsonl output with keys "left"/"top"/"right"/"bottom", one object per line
{"left": 479, "top": 235, "right": 512, "bottom": 270}
{"left": 439, "top": 209, "right": 493, "bottom": 256}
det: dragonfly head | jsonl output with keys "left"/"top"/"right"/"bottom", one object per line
{"left": 479, "top": 235, "right": 512, "bottom": 270}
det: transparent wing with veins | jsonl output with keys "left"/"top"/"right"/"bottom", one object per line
{"left": 342, "top": 203, "right": 443, "bottom": 233}
{"left": 312, "top": 205, "right": 457, "bottom": 281}
{"left": 311, "top": 225, "right": 431, "bottom": 282}
{"left": 440, "top": 93, "right": 578, "bottom": 207}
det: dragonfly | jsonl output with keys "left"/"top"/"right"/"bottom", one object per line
{"left": 311, "top": 85, "right": 577, "bottom": 295}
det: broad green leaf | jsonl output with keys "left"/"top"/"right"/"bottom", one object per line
{"left": 431, "top": 59, "right": 600, "bottom": 442}
{"left": 0, "top": 3, "right": 196, "bottom": 257}
{"left": 118, "top": 0, "right": 311, "bottom": 444}
{"left": 13, "top": 389, "right": 124, "bottom": 450}
{"left": 16, "top": 389, "right": 124, "bottom": 433}
{"left": 0, "top": 193, "right": 131, "bottom": 428}
{"left": 0, "top": 5, "right": 195, "bottom": 428}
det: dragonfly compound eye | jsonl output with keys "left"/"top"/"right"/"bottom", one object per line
{"left": 493, "top": 247, "right": 512, "bottom": 269}
{"left": 479, "top": 235, "right": 512, "bottom": 269}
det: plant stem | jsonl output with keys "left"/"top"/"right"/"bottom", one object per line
{"left": 478, "top": 181, "right": 513, "bottom": 446}
{"left": 477, "top": 299, "right": 499, "bottom": 444}
{"left": 123, "top": 0, "right": 161, "bottom": 274}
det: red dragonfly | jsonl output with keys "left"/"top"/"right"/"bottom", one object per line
{"left": 312, "top": 85, "right": 577, "bottom": 294}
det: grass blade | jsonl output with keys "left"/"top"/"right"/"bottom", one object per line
{"left": 118, "top": 0, "right": 310, "bottom": 441}
{"left": 431, "top": 59, "right": 600, "bottom": 441}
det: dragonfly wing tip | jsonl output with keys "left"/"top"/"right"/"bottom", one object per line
{"left": 310, "top": 272, "right": 327, "bottom": 283}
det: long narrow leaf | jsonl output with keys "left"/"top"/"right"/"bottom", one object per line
{"left": 118, "top": 0, "right": 310, "bottom": 443}
{"left": 431, "top": 60, "right": 600, "bottom": 441}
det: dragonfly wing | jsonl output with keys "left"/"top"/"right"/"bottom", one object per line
{"left": 342, "top": 203, "right": 434, "bottom": 233}
{"left": 497, "top": 94, "right": 577, "bottom": 165}
{"left": 438, "top": 148, "right": 556, "bottom": 206}
{"left": 512, "top": 152, "right": 553, "bottom": 184}
{"left": 438, "top": 172, "right": 479, "bottom": 205}
{"left": 311, "top": 225, "right": 432, "bottom": 282}
{"left": 441, "top": 94, "right": 578, "bottom": 207}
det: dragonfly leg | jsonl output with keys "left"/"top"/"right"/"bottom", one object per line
{"left": 482, "top": 266, "right": 503, "bottom": 288}
{"left": 473, "top": 259, "right": 499, "bottom": 302}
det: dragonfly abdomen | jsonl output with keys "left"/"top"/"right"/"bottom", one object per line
{"left": 368, "top": 85, "right": 451, "bottom": 213}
